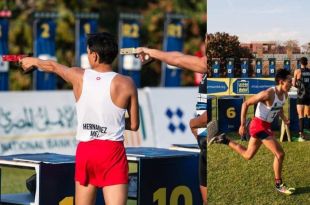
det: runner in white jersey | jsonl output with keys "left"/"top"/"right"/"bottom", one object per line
{"left": 20, "top": 32, "right": 139, "bottom": 205}
{"left": 255, "top": 86, "right": 286, "bottom": 123}
{"left": 210, "top": 69, "right": 296, "bottom": 195}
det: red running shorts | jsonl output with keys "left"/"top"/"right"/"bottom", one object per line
{"left": 249, "top": 117, "right": 274, "bottom": 139}
{"left": 75, "top": 139, "right": 128, "bottom": 187}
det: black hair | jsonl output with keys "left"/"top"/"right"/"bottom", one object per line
{"left": 300, "top": 57, "right": 308, "bottom": 66}
{"left": 87, "top": 32, "right": 118, "bottom": 64}
{"left": 275, "top": 69, "right": 291, "bottom": 85}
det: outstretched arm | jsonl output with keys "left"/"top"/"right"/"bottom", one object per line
{"left": 20, "top": 57, "right": 83, "bottom": 85}
{"left": 136, "top": 47, "right": 207, "bottom": 73}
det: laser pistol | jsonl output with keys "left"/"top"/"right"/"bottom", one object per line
{"left": 2, "top": 54, "right": 36, "bottom": 74}
{"left": 120, "top": 48, "right": 154, "bottom": 65}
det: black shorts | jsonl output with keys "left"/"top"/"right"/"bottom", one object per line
{"left": 252, "top": 131, "right": 270, "bottom": 140}
{"left": 198, "top": 137, "right": 207, "bottom": 187}
{"left": 297, "top": 97, "right": 310, "bottom": 105}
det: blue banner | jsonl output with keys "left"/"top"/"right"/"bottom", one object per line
{"left": 0, "top": 19, "right": 9, "bottom": 90}
{"left": 241, "top": 58, "right": 249, "bottom": 78}
{"left": 34, "top": 18, "right": 57, "bottom": 90}
{"left": 75, "top": 18, "right": 97, "bottom": 68}
{"left": 231, "top": 78, "right": 275, "bottom": 95}
{"left": 226, "top": 58, "right": 234, "bottom": 78}
{"left": 118, "top": 14, "right": 141, "bottom": 88}
{"left": 207, "top": 78, "right": 230, "bottom": 95}
{"left": 269, "top": 58, "right": 276, "bottom": 77}
{"left": 162, "top": 14, "right": 184, "bottom": 87}
{"left": 212, "top": 58, "right": 220, "bottom": 77}
{"left": 255, "top": 58, "right": 262, "bottom": 77}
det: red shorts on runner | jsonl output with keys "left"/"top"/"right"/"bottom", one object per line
{"left": 75, "top": 139, "right": 128, "bottom": 187}
{"left": 249, "top": 117, "right": 274, "bottom": 138}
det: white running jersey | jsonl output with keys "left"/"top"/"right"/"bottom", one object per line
{"left": 255, "top": 87, "right": 286, "bottom": 123}
{"left": 76, "top": 69, "right": 126, "bottom": 142}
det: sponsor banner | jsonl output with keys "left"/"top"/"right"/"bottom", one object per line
{"left": 230, "top": 78, "right": 275, "bottom": 95}
{"left": 0, "top": 91, "right": 77, "bottom": 155}
{"left": 145, "top": 87, "right": 198, "bottom": 148}
{"left": 207, "top": 78, "right": 230, "bottom": 95}
{"left": 0, "top": 87, "right": 200, "bottom": 154}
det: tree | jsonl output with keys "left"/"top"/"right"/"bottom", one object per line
{"left": 283, "top": 40, "right": 300, "bottom": 54}
{"left": 301, "top": 42, "right": 310, "bottom": 54}
{"left": 206, "top": 32, "right": 253, "bottom": 77}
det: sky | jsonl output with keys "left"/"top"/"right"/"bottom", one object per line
{"left": 208, "top": 0, "right": 310, "bottom": 46}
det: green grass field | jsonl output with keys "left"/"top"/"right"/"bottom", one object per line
{"left": 208, "top": 134, "right": 310, "bottom": 205}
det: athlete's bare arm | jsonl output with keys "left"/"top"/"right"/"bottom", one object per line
{"left": 136, "top": 47, "right": 207, "bottom": 73}
{"left": 278, "top": 108, "right": 289, "bottom": 124}
{"left": 239, "top": 89, "right": 271, "bottom": 136}
{"left": 292, "top": 69, "right": 301, "bottom": 87}
{"left": 20, "top": 57, "right": 84, "bottom": 100}
{"left": 189, "top": 112, "right": 207, "bottom": 139}
{"left": 111, "top": 75, "right": 139, "bottom": 131}
{"left": 190, "top": 111, "right": 207, "bottom": 129}
{"left": 125, "top": 79, "right": 139, "bottom": 131}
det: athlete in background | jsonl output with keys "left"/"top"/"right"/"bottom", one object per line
{"left": 293, "top": 57, "right": 310, "bottom": 141}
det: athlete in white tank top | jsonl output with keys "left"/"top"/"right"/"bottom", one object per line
{"left": 255, "top": 87, "right": 286, "bottom": 123}
{"left": 76, "top": 69, "right": 126, "bottom": 141}
{"left": 209, "top": 69, "right": 295, "bottom": 195}
{"left": 20, "top": 32, "right": 139, "bottom": 205}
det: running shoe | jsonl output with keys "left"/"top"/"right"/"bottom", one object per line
{"left": 208, "top": 133, "right": 229, "bottom": 146}
{"left": 297, "top": 137, "right": 306, "bottom": 142}
{"left": 276, "top": 184, "right": 296, "bottom": 195}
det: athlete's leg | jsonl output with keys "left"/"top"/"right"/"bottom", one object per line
{"left": 200, "top": 185, "right": 207, "bottom": 205}
{"left": 75, "top": 182, "right": 97, "bottom": 205}
{"left": 102, "top": 184, "right": 128, "bottom": 205}
{"left": 228, "top": 136, "right": 262, "bottom": 160}
{"left": 297, "top": 104, "right": 305, "bottom": 137}
{"left": 261, "top": 136, "right": 285, "bottom": 182}
{"left": 305, "top": 105, "right": 310, "bottom": 117}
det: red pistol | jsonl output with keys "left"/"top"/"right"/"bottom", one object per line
{"left": 1, "top": 54, "right": 35, "bottom": 74}
{"left": 2, "top": 54, "right": 29, "bottom": 62}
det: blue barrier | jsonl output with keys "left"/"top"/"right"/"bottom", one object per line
{"left": 268, "top": 58, "right": 276, "bottom": 77}
{"left": 241, "top": 58, "right": 249, "bottom": 78}
{"left": 218, "top": 96, "right": 243, "bottom": 132}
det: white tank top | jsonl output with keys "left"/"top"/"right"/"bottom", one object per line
{"left": 75, "top": 69, "right": 126, "bottom": 142}
{"left": 255, "top": 87, "right": 286, "bottom": 123}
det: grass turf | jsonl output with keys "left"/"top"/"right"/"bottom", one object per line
{"left": 208, "top": 134, "right": 310, "bottom": 205}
